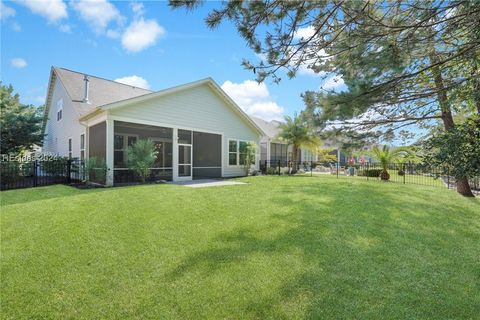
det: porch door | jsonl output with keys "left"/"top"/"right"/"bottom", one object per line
{"left": 177, "top": 144, "right": 192, "bottom": 180}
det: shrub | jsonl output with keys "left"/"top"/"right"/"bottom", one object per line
{"left": 85, "top": 157, "right": 107, "bottom": 184}
{"left": 365, "top": 169, "right": 382, "bottom": 177}
{"left": 0, "top": 161, "right": 20, "bottom": 184}
{"left": 42, "top": 158, "right": 69, "bottom": 175}
{"left": 127, "top": 139, "right": 157, "bottom": 183}
{"left": 266, "top": 166, "right": 278, "bottom": 175}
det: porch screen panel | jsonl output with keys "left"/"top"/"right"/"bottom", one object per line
{"left": 88, "top": 121, "right": 106, "bottom": 161}
{"left": 192, "top": 131, "right": 221, "bottom": 179}
{"left": 270, "top": 142, "right": 287, "bottom": 162}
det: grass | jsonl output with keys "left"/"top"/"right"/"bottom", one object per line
{"left": 1, "top": 176, "right": 479, "bottom": 319}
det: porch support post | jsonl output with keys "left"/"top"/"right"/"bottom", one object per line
{"left": 172, "top": 127, "right": 178, "bottom": 181}
{"left": 105, "top": 118, "right": 114, "bottom": 186}
{"left": 266, "top": 139, "right": 271, "bottom": 167}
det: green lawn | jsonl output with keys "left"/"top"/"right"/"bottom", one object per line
{"left": 1, "top": 176, "right": 479, "bottom": 319}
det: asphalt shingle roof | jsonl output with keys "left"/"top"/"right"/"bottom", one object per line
{"left": 54, "top": 67, "right": 152, "bottom": 116}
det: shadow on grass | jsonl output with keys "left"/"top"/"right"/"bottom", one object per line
{"left": 167, "top": 179, "right": 480, "bottom": 318}
{"left": 0, "top": 185, "right": 110, "bottom": 206}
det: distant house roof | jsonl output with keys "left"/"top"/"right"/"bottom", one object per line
{"left": 251, "top": 116, "right": 285, "bottom": 141}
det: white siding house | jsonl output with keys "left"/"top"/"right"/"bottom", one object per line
{"left": 42, "top": 77, "right": 85, "bottom": 158}
{"left": 42, "top": 67, "right": 264, "bottom": 186}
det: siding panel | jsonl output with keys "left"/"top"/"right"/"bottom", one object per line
{"left": 110, "top": 84, "right": 261, "bottom": 177}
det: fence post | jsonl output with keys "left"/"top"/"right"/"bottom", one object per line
{"left": 67, "top": 159, "right": 72, "bottom": 184}
{"left": 403, "top": 163, "right": 406, "bottom": 184}
{"left": 33, "top": 160, "right": 37, "bottom": 187}
{"left": 311, "top": 161, "right": 313, "bottom": 177}
{"left": 336, "top": 162, "right": 339, "bottom": 178}
{"left": 366, "top": 163, "right": 369, "bottom": 181}
{"left": 447, "top": 166, "right": 450, "bottom": 189}
{"left": 278, "top": 160, "right": 281, "bottom": 176}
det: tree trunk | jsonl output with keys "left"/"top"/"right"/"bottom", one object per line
{"left": 292, "top": 145, "right": 298, "bottom": 171}
{"left": 472, "top": 58, "right": 480, "bottom": 115}
{"left": 431, "top": 53, "right": 474, "bottom": 197}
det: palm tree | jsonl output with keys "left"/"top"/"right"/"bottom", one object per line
{"left": 277, "top": 114, "right": 320, "bottom": 171}
{"left": 127, "top": 139, "right": 158, "bottom": 183}
{"left": 368, "top": 145, "right": 412, "bottom": 180}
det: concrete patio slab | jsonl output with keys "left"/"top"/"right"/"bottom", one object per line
{"left": 171, "top": 179, "right": 247, "bottom": 188}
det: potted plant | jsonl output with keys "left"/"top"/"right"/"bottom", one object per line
{"left": 368, "top": 145, "right": 413, "bottom": 181}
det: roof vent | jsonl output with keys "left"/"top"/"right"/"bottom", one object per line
{"left": 83, "top": 75, "right": 90, "bottom": 103}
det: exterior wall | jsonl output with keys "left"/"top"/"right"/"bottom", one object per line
{"left": 42, "top": 77, "right": 85, "bottom": 158}
{"left": 109, "top": 84, "right": 261, "bottom": 177}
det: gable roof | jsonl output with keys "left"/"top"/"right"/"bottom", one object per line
{"left": 43, "top": 66, "right": 265, "bottom": 137}
{"left": 80, "top": 77, "right": 265, "bottom": 137}
{"left": 251, "top": 116, "right": 285, "bottom": 140}
{"left": 43, "top": 67, "right": 152, "bottom": 133}
{"left": 54, "top": 67, "right": 152, "bottom": 116}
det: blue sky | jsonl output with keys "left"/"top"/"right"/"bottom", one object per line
{"left": 1, "top": 0, "right": 346, "bottom": 121}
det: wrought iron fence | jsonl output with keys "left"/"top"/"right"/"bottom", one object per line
{"left": 259, "top": 160, "right": 480, "bottom": 191}
{"left": 0, "top": 159, "right": 85, "bottom": 191}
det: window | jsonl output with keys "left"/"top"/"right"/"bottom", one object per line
{"left": 68, "top": 138, "right": 72, "bottom": 158}
{"left": 80, "top": 134, "right": 85, "bottom": 160}
{"left": 229, "top": 140, "right": 237, "bottom": 165}
{"left": 56, "top": 99, "right": 63, "bottom": 121}
{"left": 239, "top": 141, "right": 248, "bottom": 165}
{"left": 229, "top": 140, "right": 254, "bottom": 166}
{"left": 114, "top": 134, "right": 137, "bottom": 167}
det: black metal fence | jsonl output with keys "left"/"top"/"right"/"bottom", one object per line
{"left": 260, "top": 160, "right": 480, "bottom": 191}
{"left": 0, "top": 159, "right": 85, "bottom": 191}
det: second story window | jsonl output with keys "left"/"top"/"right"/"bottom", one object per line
{"left": 56, "top": 99, "right": 63, "bottom": 121}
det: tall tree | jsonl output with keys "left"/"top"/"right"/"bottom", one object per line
{"left": 0, "top": 83, "right": 44, "bottom": 155}
{"left": 170, "top": 0, "right": 480, "bottom": 196}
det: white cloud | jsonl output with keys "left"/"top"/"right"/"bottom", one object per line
{"left": 293, "top": 26, "right": 316, "bottom": 40}
{"left": 121, "top": 18, "right": 165, "bottom": 53}
{"left": 0, "top": 1, "right": 15, "bottom": 21}
{"left": 18, "top": 0, "right": 67, "bottom": 23}
{"left": 11, "top": 58, "right": 27, "bottom": 68}
{"left": 130, "top": 2, "right": 144, "bottom": 17}
{"left": 71, "top": 0, "right": 123, "bottom": 33}
{"left": 321, "top": 75, "right": 345, "bottom": 91}
{"left": 114, "top": 75, "right": 150, "bottom": 89}
{"left": 221, "top": 80, "right": 285, "bottom": 121}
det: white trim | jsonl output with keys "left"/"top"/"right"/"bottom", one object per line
{"left": 105, "top": 119, "right": 114, "bottom": 186}
{"left": 177, "top": 142, "right": 192, "bottom": 181}
{"left": 227, "top": 139, "right": 254, "bottom": 167}
{"left": 193, "top": 166, "right": 222, "bottom": 169}
{"left": 82, "top": 112, "right": 107, "bottom": 127}
{"left": 172, "top": 128, "right": 178, "bottom": 181}
{"left": 80, "top": 133, "right": 86, "bottom": 160}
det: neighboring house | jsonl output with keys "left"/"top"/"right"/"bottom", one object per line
{"left": 42, "top": 67, "right": 264, "bottom": 186}
{"left": 251, "top": 116, "right": 318, "bottom": 164}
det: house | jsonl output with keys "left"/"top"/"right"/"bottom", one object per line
{"left": 42, "top": 67, "right": 264, "bottom": 186}
{"left": 251, "top": 116, "right": 318, "bottom": 165}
